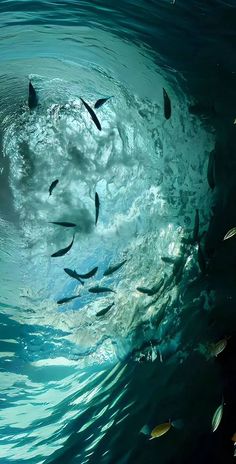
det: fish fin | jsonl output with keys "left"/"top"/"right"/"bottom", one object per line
{"left": 140, "top": 425, "right": 150, "bottom": 436}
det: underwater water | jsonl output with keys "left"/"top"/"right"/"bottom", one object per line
{"left": 1, "top": 0, "right": 236, "bottom": 462}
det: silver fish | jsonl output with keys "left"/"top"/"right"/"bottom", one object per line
{"left": 103, "top": 260, "right": 127, "bottom": 276}
{"left": 163, "top": 88, "right": 171, "bottom": 120}
{"left": 80, "top": 97, "right": 101, "bottom": 130}
{"left": 49, "top": 222, "right": 77, "bottom": 227}
{"left": 95, "top": 192, "right": 100, "bottom": 225}
{"left": 49, "top": 179, "right": 59, "bottom": 196}
{"left": 96, "top": 302, "right": 115, "bottom": 317}
{"left": 192, "top": 209, "right": 199, "bottom": 243}
{"left": 207, "top": 150, "right": 216, "bottom": 190}
{"left": 51, "top": 234, "right": 75, "bottom": 258}
{"left": 64, "top": 268, "right": 84, "bottom": 285}
{"left": 89, "top": 286, "right": 115, "bottom": 294}
{"left": 77, "top": 267, "right": 98, "bottom": 279}
{"left": 212, "top": 399, "right": 224, "bottom": 432}
{"left": 57, "top": 295, "right": 80, "bottom": 305}
{"left": 94, "top": 97, "right": 112, "bottom": 109}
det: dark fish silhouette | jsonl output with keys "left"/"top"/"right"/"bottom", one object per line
{"left": 94, "top": 97, "right": 112, "bottom": 109}
{"left": 137, "top": 287, "right": 153, "bottom": 296}
{"left": 64, "top": 268, "right": 84, "bottom": 285}
{"left": 103, "top": 259, "right": 127, "bottom": 276}
{"left": 28, "top": 81, "right": 38, "bottom": 110}
{"left": 49, "top": 179, "right": 59, "bottom": 196}
{"left": 96, "top": 302, "right": 115, "bottom": 317}
{"left": 207, "top": 150, "right": 216, "bottom": 190}
{"left": 95, "top": 192, "right": 100, "bottom": 225}
{"left": 51, "top": 234, "right": 75, "bottom": 258}
{"left": 57, "top": 295, "right": 80, "bottom": 305}
{"left": 137, "top": 278, "right": 164, "bottom": 297}
{"left": 49, "top": 221, "right": 77, "bottom": 228}
{"left": 80, "top": 98, "right": 101, "bottom": 131}
{"left": 77, "top": 267, "right": 98, "bottom": 279}
{"left": 163, "top": 88, "right": 171, "bottom": 119}
{"left": 89, "top": 286, "right": 115, "bottom": 294}
{"left": 198, "top": 243, "right": 207, "bottom": 274}
{"left": 192, "top": 209, "right": 199, "bottom": 243}
{"left": 161, "top": 257, "right": 176, "bottom": 264}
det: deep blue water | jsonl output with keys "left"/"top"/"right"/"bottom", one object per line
{"left": 1, "top": 1, "right": 236, "bottom": 463}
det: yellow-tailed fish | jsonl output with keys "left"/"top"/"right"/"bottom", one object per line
{"left": 212, "top": 399, "right": 224, "bottom": 432}
{"left": 223, "top": 227, "right": 236, "bottom": 241}
{"left": 150, "top": 421, "right": 172, "bottom": 439}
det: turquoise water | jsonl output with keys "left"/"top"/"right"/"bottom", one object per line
{"left": 0, "top": 1, "right": 236, "bottom": 463}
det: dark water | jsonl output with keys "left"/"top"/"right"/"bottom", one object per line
{"left": 1, "top": 1, "right": 236, "bottom": 463}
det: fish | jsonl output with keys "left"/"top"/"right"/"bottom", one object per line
{"left": 77, "top": 267, "right": 98, "bottom": 279}
{"left": 212, "top": 399, "right": 224, "bottom": 432}
{"left": 103, "top": 259, "right": 127, "bottom": 276}
{"left": 80, "top": 97, "right": 101, "bottom": 131}
{"left": 96, "top": 302, "right": 115, "bottom": 317}
{"left": 137, "top": 287, "right": 154, "bottom": 296}
{"left": 95, "top": 192, "right": 100, "bottom": 225}
{"left": 207, "top": 150, "right": 216, "bottom": 190}
{"left": 28, "top": 81, "right": 38, "bottom": 110}
{"left": 137, "top": 279, "right": 164, "bottom": 297}
{"left": 192, "top": 209, "right": 199, "bottom": 243}
{"left": 64, "top": 268, "right": 84, "bottom": 285}
{"left": 209, "top": 338, "right": 228, "bottom": 357}
{"left": 57, "top": 295, "right": 80, "bottom": 305}
{"left": 51, "top": 234, "right": 75, "bottom": 258}
{"left": 161, "top": 257, "right": 176, "bottom": 264}
{"left": 49, "top": 222, "right": 77, "bottom": 227}
{"left": 49, "top": 179, "right": 59, "bottom": 196}
{"left": 150, "top": 421, "right": 172, "bottom": 439}
{"left": 163, "top": 88, "right": 171, "bottom": 120}
{"left": 89, "top": 286, "right": 116, "bottom": 294}
{"left": 223, "top": 227, "right": 236, "bottom": 241}
{"left": 197, "top": 243, "right": 207, "bottom": 274}
{"left": 94, "top": 97, "right": 112, "bottom": 109}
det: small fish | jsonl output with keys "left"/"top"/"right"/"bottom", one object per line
{"left": 89, "top": 286, "right": 115, "bottom": 294}
{"left": 209, "top": 338, "right": 228, "bottom": 357}
{"left": 150, "top": 421, "right": 172, "bottom": 439}
{"left": 28, "top": 81, "right": 38, "bottom": 110}
{"left": 49, "top": 179, "right": 59, "bottom": 196}
{"left": 57, "top": 295, "right": 80, "bottom": 305}
{"left": 95, "top": 192, "right": 100, "bottom": 225}
{"left": 80, "top": 97, "right": 101, "bottom": 130}
{"left": 137, "top": 287, "right": 153, "bottom": 296}
{"left": 207, "top": 150, "right": 216, "bottom": 190}
{"left": 64, "top": 268, "right": 84, "bottom": 285}
{"left": 103, "top": 260, "right": 127, "bottom": 276}
{"left": 198, "top": 243, "right": 206, "bottom": 274}
{"left": 192, "top": 209, "right": 199, "bottom": 243}
{"left": 161, "top": 257, "right": 176, "bottom": 264}
{"left": 96, "top": 302, "right": 115, "bottom": 317}
{"left": 49, "top": 222, "right": 77, "bottom": 227}
{"left": 223, "top": 227, "right": 236, "bottom": 241}
{"left": 163, "top": 88, "right": 171, "bottom": 120}
{"left": 94, "top": 97, "right": 112, "bottom": 109}
{"left": 77, "top": 267, "right": 98, "bottom": 279}
{"left": 51, "top": 234, "right": 75, "bottom": 258}
{"left": 212, "top": 399, "right": 224, "bottom": 432}
{"left": 137, "top": 279, "right": 164, "bottom": 297}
